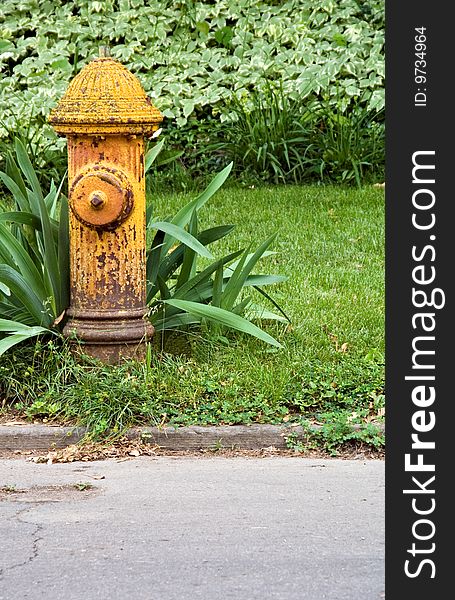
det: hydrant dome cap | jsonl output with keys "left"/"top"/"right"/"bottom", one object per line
{"left": 49, "top": 57, "right": 163, "bottom": 134}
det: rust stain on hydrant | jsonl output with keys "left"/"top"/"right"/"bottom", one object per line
{"left": 49, "top": 50, "right": 163, "bottom": 363}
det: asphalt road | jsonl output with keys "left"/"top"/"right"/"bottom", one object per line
{"left": 0, "top": 456, "right": 384, "bottom": 600}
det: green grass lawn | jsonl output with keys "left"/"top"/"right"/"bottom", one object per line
{"left": 149, "top": 184, "right": 384, "bottom": 419}
{"left": 1, "top": 184, "right": 384, "bottom": 448}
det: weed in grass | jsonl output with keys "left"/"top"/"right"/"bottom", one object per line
{"left": 286, "top": 414, "right": 385, "bottom": 455}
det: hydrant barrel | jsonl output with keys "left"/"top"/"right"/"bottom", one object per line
{"left": 49, "top": 55, "right": 163, "bottom": 363}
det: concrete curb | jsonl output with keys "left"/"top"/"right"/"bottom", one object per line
{"left": 0, "top": 422, "right": 384, "bottom": 452}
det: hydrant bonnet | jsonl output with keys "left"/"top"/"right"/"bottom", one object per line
{"left": 49, "top": 57, "right": 163, "bottom": 136}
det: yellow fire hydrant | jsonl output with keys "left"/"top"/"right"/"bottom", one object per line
{"left": 49, "top": 50, "right": 163, "bottom": 363}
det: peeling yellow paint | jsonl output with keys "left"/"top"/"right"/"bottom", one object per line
{"left": 49, "top": 55, "right": 163, "bottom": 362}
{"left": 49, "top": 57, "right": 162, "bottom": 136}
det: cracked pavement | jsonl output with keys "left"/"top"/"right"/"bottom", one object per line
{"left": 0, "top": 456, "right": 384, "bottom": 600}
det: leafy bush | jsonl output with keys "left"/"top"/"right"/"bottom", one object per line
{"left": 205, "top": 83, "right": 310, "bottom": 184}
{"left": 204, "top": 83, "right": 384, "bottom": 185}
{"left": 305, "top": 99, "right": 385, "bottom": 185}
{"left": 0, "top": 139, "right": 286, "bottom": 355}
{"left": 0, "top": 0, "right": 384, "bottom": 180}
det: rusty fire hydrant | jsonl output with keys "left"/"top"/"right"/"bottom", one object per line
{"left": 49, "top": 50, "right": 163, "bottom": 363}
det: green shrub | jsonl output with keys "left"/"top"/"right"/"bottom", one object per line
{"left": 305, "top": 99, "right": 385, "bottom": 185}
{"left": 205, "top": 82, "right": 310, "bottom": 184}
{"left": 0, "top": 0, "right": 384, "bottom": 180}
{"left": 0, "top": 139, "right": 69, "bottom": 352}
{"left": 0, "top": 138, "right": 286, "bottom": 355}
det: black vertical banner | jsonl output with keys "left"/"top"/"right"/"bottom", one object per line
{"left": 386, "top": 1, "right": 451, "bottom": 597}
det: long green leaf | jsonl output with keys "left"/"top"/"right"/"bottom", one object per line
{"left": 0, "top": 223, "right": 47, "bottom": 300}
{"left": 242, "top": 274, "right": 288, "bottom": 287}
{"left": 251, "top": 284, "right": 292, "bottom": 324}
{"left": 0, "top": 318, "right": 51, "bottom": 334}
{"left": 5, "top": 151, "right": 28, "bottom": 199}
{"left": 246, "top": 305, "right": 288, "bottom": 322}
{"left": 14, "top": 137, "right": 43, "bottom": 201}
{"left": 212, "top": 264, "right": 224, "bottom": 308}
{"left": 36, "top": 193, "right": 60, "bottom": 314}
{"left": 153, "top": 312, "right": 201, "bottom": 332}
{"left": 26, "top": 188, "right": 41, "bottom": 218}
{"left": 0, "top": 172, "right": 30, "bottom": 212}
{"left": 222, "top": 233, "right": 277, "bottom": 311}
{"left": 0, "top": 301, "right": 32, "bottom": 324}
{"left": 164, "top": 299, "right": 282, "bottom": 348}
{"left": 146, "top": 228, "right": 165, "bottom": 297}
{"left": 0, "top": 327, "right": 53, "bottom": 356}
{"left": 148, "top": 224, "right": 236, "bottom": 301}
{"left": 198, "top": 225, "right": 235, "bottom": 245}
{"left": 183, "top": 281, "right": 214, "bottom": 304}
{"left": 176, "top": 209, "right": 198, "bottom": 289}
{"left": 58, "top": 195, "right": 70, "bottom": 311}
{"left": 0, "top": 211, "right": 42, "bottom": 230}
{"left": 219, "top": 245, "right": 250, "bottom": 311}
{"left": 232, "top": 296, "right": 251, "bottom": 316}
{"left": 156, "top": 162, "right": 233, "bottom": 258}
{"left": 224, "top": 250, "right": 277, "bottom": 275}
{"left": 173, "top": 250, "right": 243, "bottom": 299}
{"left": 145, "top": 138, "right": 165, "bottom": 172}
{"left": 0, "top": 265, "right": 52, "bottom": 326}
{"left": 149, "top": 221, "right": 213, "bottom": 259}
{"left": 147, "top": 244, "right": 184, "bottom": 302}
{"left": 0, "top": 333, "right": 38, "bottom": 356}
{"left": 171, "top": 162, "right": 233, "bottom": 229}
{"left": 47, "top": 175, "right": 66, "bottom": 219}
{"left": 156, "top": 274, "right": 171, "bottom": 300}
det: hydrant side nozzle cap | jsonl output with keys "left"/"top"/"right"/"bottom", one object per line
{"left": 49, "top": 57, "right": 163, "bottom": 134}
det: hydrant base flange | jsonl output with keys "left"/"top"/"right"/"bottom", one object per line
{"left": 63, "top": 308, "right": 154, "bottom": 364}
{"left": 71, "top": 342, "right": 151, "bottom": 365}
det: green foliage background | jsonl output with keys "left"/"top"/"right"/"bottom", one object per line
{"left": 0, "top": 0, "right": 384, "bottom": 161}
